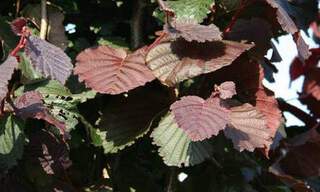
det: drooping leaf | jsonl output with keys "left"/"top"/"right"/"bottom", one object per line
{"left": 265, "top": 0, "right": 298, "bottom": 34}
{"left": 146, "top": 39, "right": 253, "bottom": 86}
{"left": 151, "top": 113, "right": 213, "bottom": 167}
{"left": 166, "top": 0, "right": 214, "bottom": 23}
{"left": 303, "top": 68, "right": 320, "bottom": 100}
{"left": 0, "top": 56, "right": 18, "bottom": 103}
{"left": 25, "top": 35, "right": 73, "bottom": 84}
{"left": 170, "top": 96, "right": 230, "bottom": 141}
{"left": 164, "top": 19, "right": 222, "bottom": 42}
{"left": 14, "top": 91, "right": 66, "bottom": 135}
{"left": 0, "top": 114, "right": 25, "bottom": 172}
{"left": 99, "top": 87, "right": 170, "bottom": 153}
{"left": 25, "top": 130, "right": 71, "bottom": 175}
{"left": 294, "top": 32, "right": 311, "bottom": 61}
{"left": 74, "top": 46, "right": 155, "bottom": 95}
{"left": 224, "top": 103, "right": 272, "bottom": 152}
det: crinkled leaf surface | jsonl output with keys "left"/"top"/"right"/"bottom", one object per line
{"left": 0, "top": 114, "right": 25, "bottom": 172}
{"left": 215, "top": 81, "right": 237, "bottom": 99}
{"left": 25, "top": 35, "right": 73, "bottom": 84}
{"left": 151, "top": 113, "right": 213, "bottom": 167}
{"left": 146, "top": 39, "right": 253, "bottom": 86}
{"left": 0, "top": 56, "right": 18, "bottom": 102}
{"left": 170, "top": 96, "right": 230, "bottom": 141}
{"left": 74, "top": 46, "right": 155, "bottom": 95}
{"left": 99, "top": 87, "right": 170, "bottom": 153}
{"left": 18, "top": 52, "right": 44, "bottom": 83}
{"left": 164, "top": 19, "right": 222, "bottom": 42}
{"left": 225, "top": 103, "right": 272, "bottom": 152}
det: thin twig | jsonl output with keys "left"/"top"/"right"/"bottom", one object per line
{"left": 131, "top": 0, "right": 147, "bottom": 49}
{"left": 15, "top": 0, "right": 21, "bottom": 17}
{"left": 40, "top": 0, "right": 48, "bottom": 40}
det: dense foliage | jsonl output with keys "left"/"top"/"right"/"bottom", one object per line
{"left": 0, "top": 0, "right": 320, "bottom": 191}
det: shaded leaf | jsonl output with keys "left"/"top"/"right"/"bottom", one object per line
{"left": 265, "top": 0, "right": 298, "bottom": 34}
{"left": 164, "top": 19, "right": 222, "bottom": 42}
{"left": 151, "top": 113, "right": 213, "bottom": 167}
{"left": 0, "top": 17, "right": 19, "bottom": 57}
{"left": 14, "top": 91, "right": 66, "bottom": 135}
{"left": 25, "top": 35, "right": 73, "bottom": 84}
{"left": 74, "top": 46, "right": 155, "bottom": 95}
{"left": 170, "top": 96, "right": 230, "bottom": 141}
{"left": 26, "top": 130, "right": 71, "bottom": 175}
{"left": 10, "top": 17, "right": 27, "bottom": 36}
{"left": 225, "top": 103, "right": 272, "bottom": 152}
{"left": 302, "top": 68, "right": 320, "bottom": 100}
{"left": 0, "top": 56, "right": 18, "bottom": 103}
{"left": 0, "top": 114, "right": 25, "bottom": 172}
{"left": 99, "top": 87, "right": 170, "bottom": 153}
{"left": 146, "top": 39, "right": 253, "bottom": 86}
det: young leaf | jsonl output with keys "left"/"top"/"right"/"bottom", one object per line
{"left": 224, "top": 103, "right": 272, "bottom": 152}
{"left": 0, "top": 56, "right": 18, "bottom": 103}
{"left": 151, "top": 113, "right": 213, "bottom": 167}
{"left": 146, "top": 39, "right": 253, "bottom": 86}
{"left": 0, "top": 114, "right": 25, "bottom": 172}
{"left": 215, "top": 81, "right": 237, "bottom": 99}
{"left": 25, "top": 35, "right": 73, "bottom": 84}
{"left": 170, "top": 96, "right": 230, "bottom": 141}
{"left": 74, "top": 46, "right": 155, "bottom": 95}
{"left": 10, "top": 17, "right": 27, "bottom": 36}
{"left": 164, "top": 19, "right": 222, "bottom": 42}
{"left": 14, "top": 91, "right": 66, "bottom": 135}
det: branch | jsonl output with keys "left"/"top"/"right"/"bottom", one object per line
{"left": 277, "top": 99, "right": 317, "bottom": 128}
{"left": 131, "top": 0, "right": 147, "bottom": 49}
{"left": 40, "top": 0, "right": 48, "bottom": 40}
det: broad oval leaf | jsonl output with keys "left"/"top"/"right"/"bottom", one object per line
{"left": 0, "top": 114, "right": 25, "bottom": 172}
{"left": 25, "top": 35, "right": 73, "bottom": 84}
{"left": 74, "top": 46, "right": 155, "bottom": 95}
{"left": 164, "top": 19, "right": 222, "bottom": 42}
{"left": 0, "top": 56, "right": 18, "bottom": 103}
{"left": 151, "top": 113, "right": 213, "bottom": 167}
{"left": 224, "top": 103, "right": 272, "bottom": 152}
{"left": 170, "top": 96, "right": 230, "bottom": 141}
{"left": 146, "top": 39, "right": 253, "bottom": 86}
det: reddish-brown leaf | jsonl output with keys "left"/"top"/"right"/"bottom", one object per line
{"left": 74, "top": 46, "right": 155, "bottom": 95}
{"left": 146, "top": 39, "right": 253, "bottom": 86}
{"left": 164, "top": 19, "right": 222, "bottom": 42}
{"left": 294, "top": 32, "right": 311, "bottom": 61}
{"left": 14, "top": 91, "right": 66, "bottom": 135}
{"left": 303, "top": 68, "right": 320, "bottom": 100}
{"left": 10, "top": 18, "right": 27, "bottom": 35}
{"left": 225, "top": 103, "right": 272, "bottom": 152}
{"left": 0, "top": 56, "right": 18, "bottom": 103}
{"left": 265, "top": 0, "right": 298, "bottom": 34}
{"left": 170, "top": 96, "right": 230, "bottom": 141}
{"left": 289, "top": 57, "right": 305, "bottom": 81}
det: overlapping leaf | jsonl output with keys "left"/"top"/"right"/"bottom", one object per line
{"left": 225, "top": 103, "right": 272, "bottom": 152}
{"left": 10, "top": 17, "right": 27, "bottom": 36}
{"left": 0, "top": 56, "right": 18, "bottom": 102}
{"left": 303, "top": 68, "right": 320, "bottom": 100}
{"left": 146, "top": 39, "right": 253, "bottom": 86}
{"left": 214, "top": 81, "right": 237, "bottom": 99}
{"left": 14, "top": 91, "right": 66, "bottom": 134}
{"left": 170, "top": 95, "right": 230, "bottom": 141}
{"left": 99, "top": 87, "right": 170, "bottom": 153}
{"left": 164, "top": 19, "right": 222, "bottom": 42}
{"left": 25, "top": 35, "right": 73, "bottom": 84}
{"left": 74, "top": 46, "right": 155, "bottom": 95}
{"left": 0, "top": 114, "right": 25, "bottom": 172}
{"left": 151, "top": 113, "right": 213, "bottom": 167}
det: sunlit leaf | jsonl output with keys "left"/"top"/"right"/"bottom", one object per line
{"left": 151, "top": 113, "right": 213, "bottom": 167}
{"left": 74, "top": 46, "right": 155, "bottom": 95}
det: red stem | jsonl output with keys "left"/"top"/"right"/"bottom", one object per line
{"left": 222, "top": 0, "right": 248, "bottom": 37}
{"left": 10, "top": 35, "right": 26, "bottom": 57}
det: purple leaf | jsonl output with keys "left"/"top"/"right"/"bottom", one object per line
{"left": 25, "top": 35, "right": 73, "bottom": 84}
{"left": 0, "top": 56, "right": 18, "bottom": 103}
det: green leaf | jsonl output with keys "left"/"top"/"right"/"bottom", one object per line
{"left": 0, "top": 17, "right": 18, "bottom": 58}
{"left": 168, "top": 0, "right": 214, "bottom": 23}
{"left": 99, "top": 88, "right": 170, "bottom": 153}
{"left": 18, "top": 52, "right": 44, "bottom": 83}
{"left": 151, "top": 113, "right": 213, "bottom": 167}
{"left": 0, "top": 114, "right": 25, "bottom": 172}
